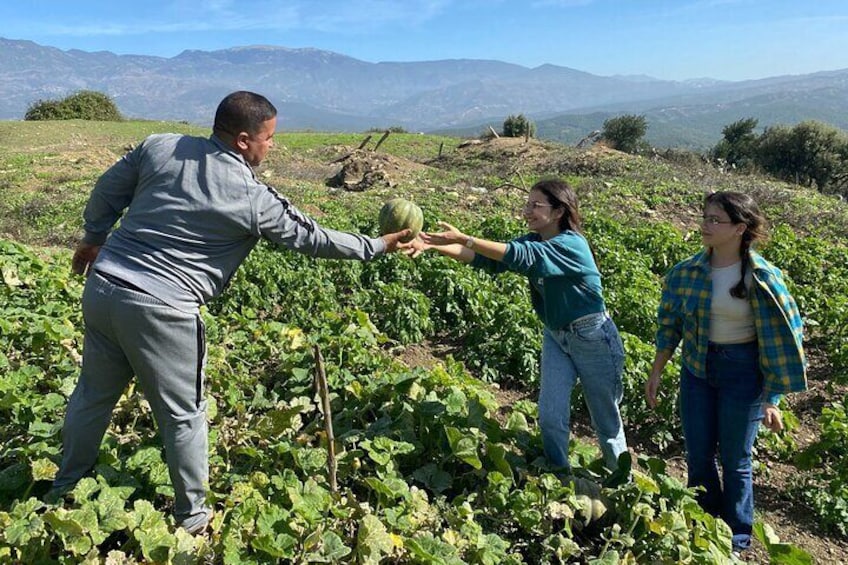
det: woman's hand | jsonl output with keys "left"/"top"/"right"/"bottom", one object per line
{"left": 646, "top": 350, "right": 672, "bottom": 410}
{"left": 645, "top": 372, "right": 662, "bottom": 409}
{"left": 419, "top": 221, "right": 467, "bottom": 246}
{"left": 762, "top": 403, "right": 783, "bottom": 433}
{"left": 406, "top": 237, "right": 433, "bottom": 259}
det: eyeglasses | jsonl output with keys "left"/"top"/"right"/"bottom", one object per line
{"left": 701, "top": 215, "right": 735, "bottom": 226}
{"left": 522, "top": 201, "right": 553, "bottom": 212}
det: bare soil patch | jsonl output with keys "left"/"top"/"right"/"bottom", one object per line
{"left": 267, "top": 147, "right": 432, "bottom": 192}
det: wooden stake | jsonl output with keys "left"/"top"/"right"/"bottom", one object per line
{"left": 357, "top": 134, "right": 373, "bottom": 150}
{"left": 313, "top": 344, "right": 337, "bottom": 493}
{"left": 488, "top": 126, "right": 500, "bottom": 138}
{"left": 438, "top": 141, "right": 444, "bottom": 157}
{"left": 373, "top": 130, "right": 391, "bottom": 152}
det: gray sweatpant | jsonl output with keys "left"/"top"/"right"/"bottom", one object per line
{"left": 53, "top": 272, "right": 210, "bottom": 531}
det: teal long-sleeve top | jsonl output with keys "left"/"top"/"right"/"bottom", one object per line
{"left": 471, "top": 231, "right": 606, "bottom": 329}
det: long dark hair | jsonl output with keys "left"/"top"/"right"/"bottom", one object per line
{"left": 532, "top": 179, "right": 583, "bottom": 233}
{"left": 704, "top": 191, "right": 768, "bottom": 299}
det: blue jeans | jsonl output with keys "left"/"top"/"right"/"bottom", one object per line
{"left": 538, "top": 312, "right": 627, "bottom": 471}
{"left": 680, "top": 341, "right": 763, "bottom": 551}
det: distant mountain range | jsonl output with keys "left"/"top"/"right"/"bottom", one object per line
{"left": 2, "top": 37, "right": 846, "bottom": 150}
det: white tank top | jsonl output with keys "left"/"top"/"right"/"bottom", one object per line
{"left": 709, "top": 262, "right": 756, "bottom": 344}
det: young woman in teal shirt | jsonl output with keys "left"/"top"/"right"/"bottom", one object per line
{"left": 416, "top": 179, "right": 627, "bottom": 471}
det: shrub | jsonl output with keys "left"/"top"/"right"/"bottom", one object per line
{"left": 502, "top": 114, "right": 536, "bottom": 138}
{"left": 710, "top": 117, "right": 760, "bottom": 171}
{"left": 757, "top": 121, "right": 848, "bottom": 195}
{"left": 24, "top": 90, "right": 122, "bottom": 121}
{"left": 22, "top": 99, "right": 64, "bottom": 121}
{"left": 601, "top": 114, "right": 648, "bottom": 154}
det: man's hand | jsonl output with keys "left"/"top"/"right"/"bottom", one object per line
{"left": 380, "top": 229, "right": 415, "bottom": 255}
{"left": 71, "top": 242, "right": 101, "bottom": 276}
{"left": 763, "top": 403, "right": 783, "bottom": 433}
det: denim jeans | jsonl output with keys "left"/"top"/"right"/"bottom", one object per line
{"left": 538, "top": 312, "right": 627, "bottom": 471}
{"left": 680, "top": 341, "right": 763, "bottom": 551}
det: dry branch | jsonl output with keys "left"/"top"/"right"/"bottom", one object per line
{"left": 328, "top": 134, "right": 373, "bottom": 164}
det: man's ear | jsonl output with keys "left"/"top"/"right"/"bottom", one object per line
{"left": 234, "top": 131, "right": 250, "bottom": 151}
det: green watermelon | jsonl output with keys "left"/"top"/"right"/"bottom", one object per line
{"left": 378, "top": 198, "right": 423, "bottom": 242}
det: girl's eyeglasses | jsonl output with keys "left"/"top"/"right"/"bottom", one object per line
{"left": 522, "top": 201, "right": 553, "bottom": 212}
{"left": 701, "top": 215, "right": 735, "bottom": 226}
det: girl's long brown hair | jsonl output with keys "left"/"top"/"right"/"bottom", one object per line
{"left": 532, "top": 178, "right": 601, "bottom": 266}
{"left": 532, "top": 179, "right": 582, "bottom": 233}
{"left": 705, "top": 191, "right": 768, "bottom": 299}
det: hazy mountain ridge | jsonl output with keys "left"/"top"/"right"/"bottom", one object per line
{"left": 527, "top": 81, "right": 848, "bottom": 149}
{"left": 1, "top": 37, "right": 846, "bottom": 148}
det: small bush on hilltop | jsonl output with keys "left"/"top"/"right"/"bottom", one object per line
{"left": 710, "top": 117, "right": 760, "bottom": 171}
{"left": 502, "top": 114, "right": 536, "bottom": 138}
{"left": 24, "top": 90, "right": 123, "bottom": 121}
{"left": 757, "top": 121, "right": 848, "bottom": 196}
{"left": 602, "top": 114, "right": 649, "bottom": 154}
{"left": 711, "top": 117, "right": 848, "bottom": 197}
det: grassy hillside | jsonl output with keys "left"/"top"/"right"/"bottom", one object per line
{"left": 4, "top": 119, "right": 843, "bottom": 246}
{"left": 2, "top": 120, "right": 847, "bottom": 563}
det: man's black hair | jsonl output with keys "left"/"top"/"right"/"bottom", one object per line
{"left": 213, "top": 91, "right": 277, "bottom": 136}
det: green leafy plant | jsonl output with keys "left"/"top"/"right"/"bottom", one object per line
{"left": 602, "top": 114, "right": 649, "bottom": 154}
{"left": 25, "top": 90, "right": 123, "bottom": 121}
{"left": 502, "top": 114, "right": 536, "bottom": 139}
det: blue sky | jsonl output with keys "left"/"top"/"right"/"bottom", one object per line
{"left": 3, "top": 0, "right": 847, "bottom": 81}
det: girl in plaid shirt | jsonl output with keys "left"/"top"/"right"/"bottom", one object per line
{"left": 645, "top": 191, "right": 806, "bottom": 554}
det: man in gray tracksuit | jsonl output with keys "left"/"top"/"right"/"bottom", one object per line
{"left": 49, "top": 91, "right": 413, "bottom": 533}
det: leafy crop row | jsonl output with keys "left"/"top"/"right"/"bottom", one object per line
{"left": 2, "top": 192, "right": 839, "bottom": 561}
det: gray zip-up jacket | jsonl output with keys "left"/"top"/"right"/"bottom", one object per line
{"left": 83, "top": 133, "right": 386, "bottom": 312}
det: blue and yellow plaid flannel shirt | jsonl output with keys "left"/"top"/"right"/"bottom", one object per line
{"left": 656, "top": 249, "right": 807, "bottom": 404}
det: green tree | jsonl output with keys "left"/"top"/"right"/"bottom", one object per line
{"left": 25, "top": 90, "right": 123, "bottom": 121}
{"left": 502, "top": 114, "right": 535, "bottom": 138}
{"left": 756, "top": 125, "right": 797, "bottom": 183}
{"left": 757, "top": 121, "right": 848, "bottom": 193}
{"left": 711, "top": 117, "right": 759, "bottom": 170}
{"left": 602, "top": 114, "right": 648, "bottom": 154}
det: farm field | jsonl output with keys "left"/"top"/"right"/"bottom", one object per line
{"left": 1, "top": 119, "right": 847, "bottom": 563}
